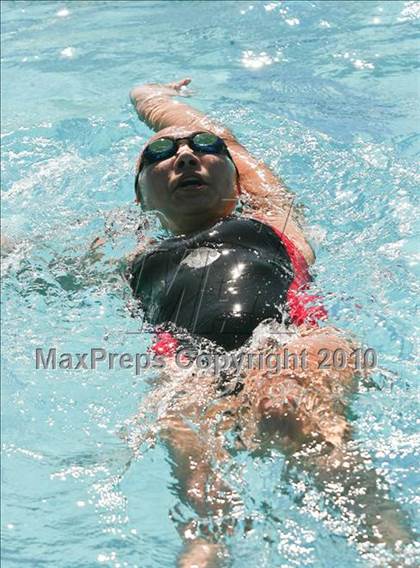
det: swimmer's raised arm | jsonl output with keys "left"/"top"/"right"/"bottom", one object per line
{"left": 130, "top": 78, "right": 314, "bottom": 264}
{"left": 130, "top": 78, "right": 209, "bottom": 133}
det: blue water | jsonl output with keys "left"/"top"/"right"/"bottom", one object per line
{"left": 1, "top": 1, "right": 419, "bottom": 566}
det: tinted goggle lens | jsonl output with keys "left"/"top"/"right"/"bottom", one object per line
{"left": 146, "top": 137, "right": 175, "bottom": 158}
{"left": 192, "top": 132, "right": 221, "bottom": 148}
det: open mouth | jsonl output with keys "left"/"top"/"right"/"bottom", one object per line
{"left": 176, "top": 176, "right": 207, "bottom": 190}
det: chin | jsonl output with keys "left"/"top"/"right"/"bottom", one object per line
{"left": 175, "top": 193, "right": 219, "bottom": 213}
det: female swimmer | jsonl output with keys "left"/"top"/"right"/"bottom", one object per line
{"left": 128, "top": 78, "right": 414, "bottom": 568}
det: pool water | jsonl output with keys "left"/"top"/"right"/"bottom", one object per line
{"left": 1, "top": 1, "right": 419, "bottom": 566}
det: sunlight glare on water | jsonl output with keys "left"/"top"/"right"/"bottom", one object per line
{"left": 1, "top": 1, "right": 419, "bottom": 567}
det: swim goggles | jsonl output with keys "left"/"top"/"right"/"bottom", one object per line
{"left": 135, "top": 131, "right": 236, "bottom": 191}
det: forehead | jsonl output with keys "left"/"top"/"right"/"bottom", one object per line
{"left": 146, "top": 126, "right": 214, "bottom": 144}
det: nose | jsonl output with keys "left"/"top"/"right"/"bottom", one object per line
{"left": 173, "top": 142, "right": 199, "bottom": 170}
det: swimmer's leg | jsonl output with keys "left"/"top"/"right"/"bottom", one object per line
{"left": 248, "top": 327, "right": 357, "bottom": 447}
{"left": 158, "top": 409, "right": 233, "bottom": 517}
{"left": 158, "top": 404, "right": 238, "bottom": 568}
{"left": 245, "top": 329, "right": 415, "bottom": 550}
{"left": 177, "top": 538, "right": 224, "bottom": 568}
{"left": 287, "top": 442, "right": 416, "bottom": 551}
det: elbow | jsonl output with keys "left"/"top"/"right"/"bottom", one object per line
{"left": 129, "top": 85, "right": 148, "bottom": 105}
{"left": 129, "top": 83, "right": 157, "bottom": 105}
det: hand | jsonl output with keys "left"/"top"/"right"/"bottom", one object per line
{"left": 162, "top": 77, "right": 192, "bottom": 96}
{"left": 130, "top": 78, "right": 192, "bottom": 104}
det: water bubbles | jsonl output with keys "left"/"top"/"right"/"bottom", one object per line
{"left": 56, "top": 8, "right": 70, "bottom": 18}
{"left": 241, "top": 50, "right": 274, "bottom": 69}
{"left": 97, "top": 552, "right": 113, "bottom": 563}
{"left": 333, "top": 52, "right": 375, "bottom": 71}
{"left": 240, "top": 5, "right": 254, "bottom": 15}
{"left": 285, "top": 17, "right": 300, "bottom": 26}
{"left": 60, "top": 47, "right": 75, "bottom": 59}
{"left": 352, "top": 59, "right": 375, "bottom": 70}
{"left": 264, "top": 3, "right": 278, "bottom": 12}
{"left": 398, "top": 1, "right": 420, "bottom": 22}
{"left": 319, "top": 20, "right": 331, "bottom": 29}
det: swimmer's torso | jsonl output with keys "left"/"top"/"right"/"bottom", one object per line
{"left": 129, "top": 216, "right": 295, "bottom": 350}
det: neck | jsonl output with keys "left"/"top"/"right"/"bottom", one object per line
{"left": 169, "top": 212, "right": 225, "bottom": 235}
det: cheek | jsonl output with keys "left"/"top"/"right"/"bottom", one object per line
{"left": 149, "top": 162, "right": 170, "bottom": 184}
{"left": 206, "top": 157, "right": 235, "bottom": 185}
{"left": 143, "top": 166, "right": 169, "bottom": 204}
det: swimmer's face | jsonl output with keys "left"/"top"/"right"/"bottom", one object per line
{"left": 136, "top": 127, "right": 239, "bottom": 234}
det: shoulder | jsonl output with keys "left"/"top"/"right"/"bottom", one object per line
{"left": 125, "top": 236, "right": 159, "bottom": 273}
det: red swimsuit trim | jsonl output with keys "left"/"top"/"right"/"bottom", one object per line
{"left": 151, "top": 330, "right": 180, "bottom": 357}
{"left": 269, "top": 225, "right": 328, "bottom": 327}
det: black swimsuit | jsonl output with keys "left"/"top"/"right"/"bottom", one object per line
{"left": 129, "top": 216, "right": 295, "bottom": 351}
